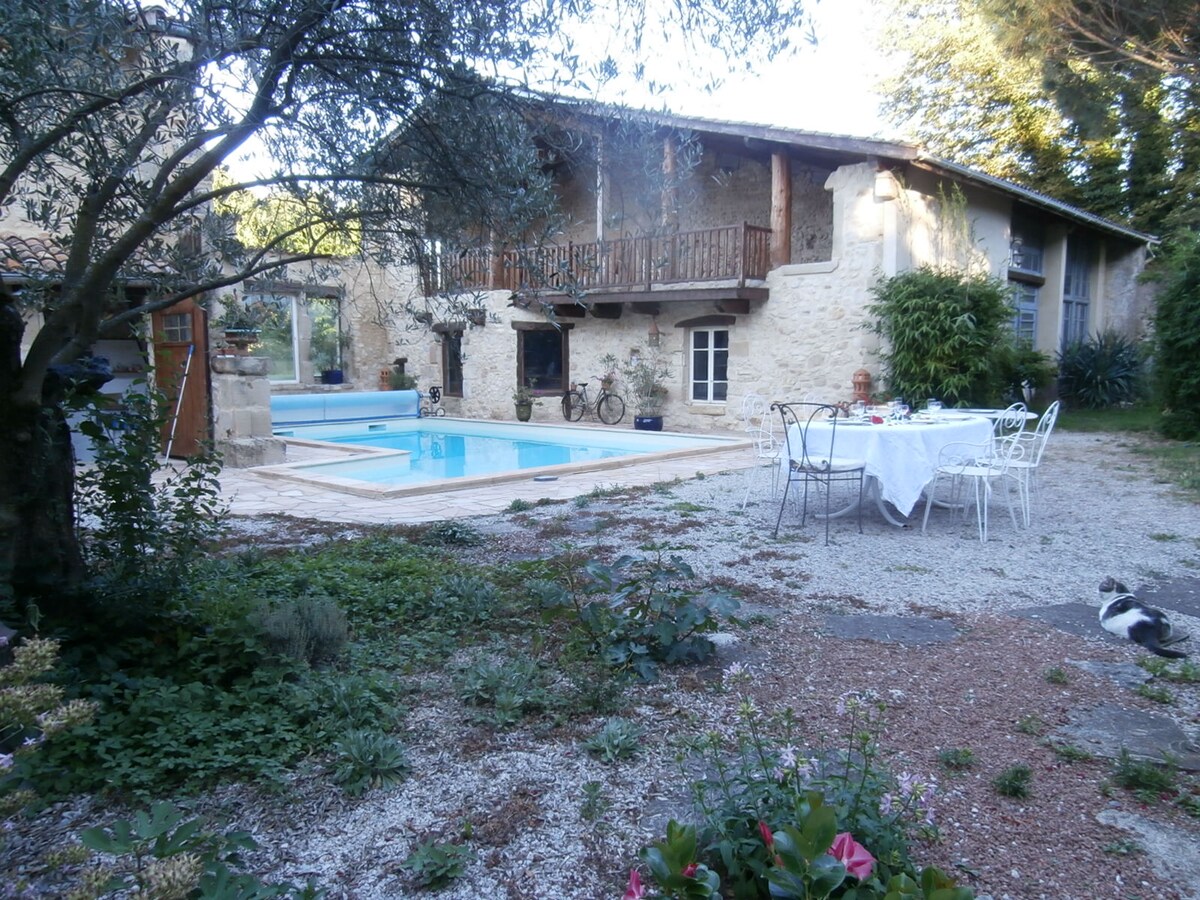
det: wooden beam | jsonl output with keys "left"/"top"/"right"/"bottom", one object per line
{"left": 771, "top": 151, "right": 792, "bottom": 268}
{"left": 715, "top": 298, "right": 751, "bottom": 315}
{"left": 552, "top": 303, "right": 587, "bottom": 318}
{"left": 590, "top": 302, "right": 623, "bottom": 319}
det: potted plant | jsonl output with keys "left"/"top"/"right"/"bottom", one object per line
{"left": 212, "top": 296, "right": 267, "bottom": 352}
{"left": 622, "top": 346, "right": 671, "bottom": 431}
{"left": 311, "top": 317, "right": 348, "bottom": 384}
{"left": 599, "top": 353, "right": 619, "bottom": 393}
{"left": 513, "top": 378, "right": 541, "bottom": 422}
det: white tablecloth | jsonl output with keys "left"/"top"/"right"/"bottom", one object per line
{"left": 788, "top": 416, "right": 994, "bottom": 516}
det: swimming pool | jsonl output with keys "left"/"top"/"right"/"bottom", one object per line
{"left": 260, "top": 418, "right": 748, "bottom": 497}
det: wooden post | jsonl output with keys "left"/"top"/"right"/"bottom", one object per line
{"left": 770, "top": 151, "right": 792, "bottom": 269}
{"left": 661, "top": 136, "right": 678, "bottom": 230}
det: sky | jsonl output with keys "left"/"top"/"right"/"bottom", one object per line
{"left": 587, "top": 0, "right": 905, "bottom": 141}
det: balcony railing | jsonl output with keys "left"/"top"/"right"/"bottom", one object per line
{"left": 424, "top": 223, "right": 772, "bottom": 296}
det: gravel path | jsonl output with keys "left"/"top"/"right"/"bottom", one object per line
{"left": 5, "top": 430, "right": 1199, "bottom": 899}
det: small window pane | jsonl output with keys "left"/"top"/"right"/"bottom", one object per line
{"left": 162, "top": 313, "right": 191, "bottom": 343}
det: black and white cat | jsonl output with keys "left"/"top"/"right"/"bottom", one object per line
{"left": 1098, "top": 576, "right": 1190, "bottom": 659}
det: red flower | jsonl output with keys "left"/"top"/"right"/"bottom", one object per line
{"left": 758, "top": 820, "right": 774, "bottom": 849}
{"left": 830, "top": 832, "right": 875, "bottom": 881}
{"left": 681, "top": 863, "right": 698, "bottom": 878}
{"left": 622, "top": 868, "right": 646, "bottom": 900}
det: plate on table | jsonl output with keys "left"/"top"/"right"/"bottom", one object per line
{"left": 838, "top": 420, "right": 874, "bottom": 426}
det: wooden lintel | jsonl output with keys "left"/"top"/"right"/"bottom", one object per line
{"left": 590, "top": 302, "right": 624, "bottom": 319}
{"left": 715, "top": 298, "right": 751, "bottom": 315}
{"left": 531, "top": 287, "right": 768, "bottom": 306}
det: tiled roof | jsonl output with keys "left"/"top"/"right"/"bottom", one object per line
{"left": 0, "top": 232, "right": 176, "bottom": 279}
{"left": 0, "top": 233, "right": 68, "bottom": 276}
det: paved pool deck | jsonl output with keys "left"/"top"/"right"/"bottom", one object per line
{"left": 217, "top": 443, "right": 757, "bottom": 524}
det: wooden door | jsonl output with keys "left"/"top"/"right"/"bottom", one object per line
{"left": 151, "top": 299, "right": 210, "bottom": 458}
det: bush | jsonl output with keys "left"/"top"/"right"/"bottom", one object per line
{"left": 256, "top": 593, "right": 349, "bottom": 667}
{"left": 1152, "top": 233, "right": 1200, "bottom": 439}
{"left": 1056, "top": 329, "right": 1145, "bottom": 409}
{"left": 866, "top": 267, "right": 1016, "bottom": 406}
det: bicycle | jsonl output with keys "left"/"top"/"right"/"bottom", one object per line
{"left": 562, "top": 379, "right": 625, "bottom": 424}
{"left": 419, "top": 385, "right": 446, "bottom": 417}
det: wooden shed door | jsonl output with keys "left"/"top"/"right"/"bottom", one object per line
{"left": 151, "top": 299, "right": 210, "bottom": 458}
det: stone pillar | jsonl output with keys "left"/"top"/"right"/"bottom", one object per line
{"left": 210, "top": 355, "right": 286, "bottom": 467}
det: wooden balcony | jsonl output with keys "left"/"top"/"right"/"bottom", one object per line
{"left": 423, "top": 223, "right": 772, "bottom": 301}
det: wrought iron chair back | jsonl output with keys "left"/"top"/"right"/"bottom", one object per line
{"left": 771, "top": 401, "right": 867, "bottom": 545}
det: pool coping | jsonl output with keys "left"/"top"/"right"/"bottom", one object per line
{"left": 255, "top": 420, "right": 753, "bottom": 499}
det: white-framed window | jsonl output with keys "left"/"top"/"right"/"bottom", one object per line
{"left": 244, "top": 292, "right": 299, "bottom": 383}
{"left": 690, "top": 327, "right": 728, "bottom": 403}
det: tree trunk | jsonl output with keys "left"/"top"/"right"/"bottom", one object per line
{"left": 0, "top": 303, "right": 87, "bottom": 615}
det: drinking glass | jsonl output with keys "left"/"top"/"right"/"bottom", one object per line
{"left": 927, "top": 398, "right": 943, "bottom": 415}
{"left": 851, "top": 400, "right": 867, "bottom": 419}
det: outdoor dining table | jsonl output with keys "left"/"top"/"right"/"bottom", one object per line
{"left": 786, "top": 413, "right": 995, "bottom": 526}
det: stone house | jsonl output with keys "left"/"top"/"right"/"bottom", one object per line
{"left": 383, "top": 105, "right": 1155, "bottom": 431}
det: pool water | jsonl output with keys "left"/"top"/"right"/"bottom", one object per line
{"left": 267, "top": 418, "right": 744, "bottom": 494}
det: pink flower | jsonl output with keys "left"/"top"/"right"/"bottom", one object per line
{"left": 681, "top": 863, "right": 698, "bottom": 877}
{"left": 622, "top": 868, "right": 646, "bottom": 900}
{"left": 758, "top": 820, "right": 774, "bottom": 849}
{"left": 830, "top": 832, "right": 875, "bottom": 881}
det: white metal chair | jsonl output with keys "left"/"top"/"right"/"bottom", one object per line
{"left": 772, "top": 401, "right": 867, "bottom": 545}
{"left": 740, "top": 394, "right": 780, "bottom": 509}
{"left": 998, "top": 400, "right": 1060, "bottom": 526}
{"left": 921, "top": 436, "right": 1025, "bottom": 542}
{"left": 991, "top": 402, "right": 1029, "bottom": 440}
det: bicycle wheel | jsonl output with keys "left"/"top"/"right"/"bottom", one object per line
{"left": 596, "top": 392, "right": 626, "bottom": 425}
{"left": 562, "top": 391, "right": 586, "bottom": 422}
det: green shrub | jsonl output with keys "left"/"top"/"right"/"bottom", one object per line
{"left": 992, "top": 764, "right": 1032, "bottom": 798}
{"left": 582, "top": 717, "right": 643, "bottom": 763}
{"left": 534, "top": 546, "right": 740, "bottom": 681}
{"left": 457, "top": 656, "right": 548, "bottom": 727}
{"left": 74, "top": 388, "right": 226, "bottom": 602}
{"left": 332, "top": 730, "right": 411, "bottom": 796}
{"left": 256, "top": 593, "right": 349, "bottom": 667}
{"left": 402, "top": 838, "right": 473, "bottom": 889}
{"left": 866, "top": 266, "right": 1016, "bottom": 406}
{"left": 1056, "top": 329, "right": 1145, "bottom": 409}
{"left": 1152, "top": 232, "right": 1200, "bottom": 439}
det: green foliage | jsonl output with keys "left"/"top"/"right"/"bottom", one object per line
{"left": 332, "top": 730, "right": 411, "bottom": 797}
{"left": 1153, "top": 233, "right": 1200, "bottom": 439}
{"left": 1135, "top": 682, "right": 1174, "bottom": 704}
{"left": 678, "top": 684, "right": 953, "bottom": 899}
{"left": 1138, "top": 657, "right": 1200, "bottom": 683}
{"left": 422, "top": 520, "right": 482, "bottom": 546}
{"left": 430, "top": 573, "right": 498, "bottom": 628}
{"left": 1056, "top": 329, "right": 1145, "bottom": 410}
{"left": 390, "top": 369, "right": 419, "bottom": 390}
{"left": 1047, "top": 742, "right": 1093, "bottom": 763}
{"left": 1110, "top": 749, "right": 1176, "bottom": 798}
{"left": 456, "top": 656, "right": 548, "bottom": 727}
{"left": 1043, "top": 667, "right": 1068, "bottom": 685}
{"left": 1014, "top": 715, "right": 1045, "bottom": 736}
{"left": 866, "top": 267, "right": 1017, "bottom": 406}
{"left": 991, "top": 764, "right": 1032, "bottom": 798}
{"left": 993, "top": 340, "right": 1057, "bottom": 404}
{"left": 582, "top": 717, "right": 644, "bottom": 764}
{"left": 256, "top": 593, "right": 349, "bottom": 667}
{"left": 641, "top": 820, "right": 722, "bottom": 898}
{"left": 936, "top": 748, "right": 975, "bottom": 772}
{"left": 401, "top": 838, "right": 473, "bottom": 890}
{"left": 534, "top": 546, "right": 740, "bottom": 681}
{"left": 580, "top": 780, "right": 610, "bottom": 822}
{"left": 79, "top": 801, "right": 322, "bottom": 898}
{"left": 622, "top": 346, "right": 672, "bottom": 415}
{"left": 74, "top": 389, "right": 226, "bottom": 601}
{"left": 507, "top": 498, "right": 535, "bottom": 513}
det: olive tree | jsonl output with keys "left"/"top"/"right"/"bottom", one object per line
{"left": 0, "top": 0, "right": 811, "bottom": 611}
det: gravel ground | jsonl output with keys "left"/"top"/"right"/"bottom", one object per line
{"left": 5, "top": 430, "right": 1200, "bottom": 899}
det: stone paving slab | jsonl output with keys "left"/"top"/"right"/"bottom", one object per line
{"left": 1051, "top": 705, "right": 1200, "bottom": 771}
{"left": 1138, "top": 575, "right": 1200, "bottom": 619}
{"left": 822, "top": 614, "right": 960, "bottom": 645}
{"left": 1008, "top": 602, "right": 1120, "bottom": 643}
